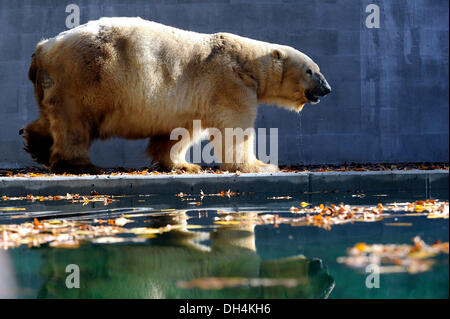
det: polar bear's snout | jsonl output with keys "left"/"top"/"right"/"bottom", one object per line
{"left": 316, "top": 73, "right": 331, "bottom": 96}
{"left": 312, "top": 72, "right": 331, "bottom": 97}
{"left": 305, "top": 72, "right": 331, "bottom": 104}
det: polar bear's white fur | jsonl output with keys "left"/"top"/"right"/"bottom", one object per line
{"left": 23, "top": 17, "right": 331, "bottom": 173}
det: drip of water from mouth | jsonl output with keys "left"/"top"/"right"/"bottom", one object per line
{"left": 297, "top": 113, "right": 303, "bottom": 165}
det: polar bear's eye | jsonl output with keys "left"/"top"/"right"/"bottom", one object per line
{"left": 306, "top": 69, "right": 313, "bottom": 76}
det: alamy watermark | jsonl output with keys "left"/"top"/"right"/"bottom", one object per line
{"left": 65, "top": 4, "right": 80, "bottom": 29}
{"left": 365, "top": 263, "right": 380, "bottom": 289}
{"left": 65, "top": 264, "right": 80, "bottom": 289}
{"left": 170, "top": 120, "right": 278, "bottom": 165}
{"left": 365, "top": 4, "right": 380, "bottom": 29}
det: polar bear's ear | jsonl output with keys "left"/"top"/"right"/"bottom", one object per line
{"left": 271, "top": 49, "right": 285, "bottom": 61}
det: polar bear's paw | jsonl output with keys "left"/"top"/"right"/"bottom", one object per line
{"left": 246, "top": 161, "right": 280, "bottom": 174}
{"left": 255, "top": 163, "right": 280, "bottom": 174}
{"left": 172, "top": 163, "right": 202, "bottom": 173}
{"left": 222, "top": 161, "right": 279, "bottom": 174}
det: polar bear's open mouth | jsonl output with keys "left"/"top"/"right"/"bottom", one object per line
{"left": 305, "top": 91, "right": 321, "bottom": 104}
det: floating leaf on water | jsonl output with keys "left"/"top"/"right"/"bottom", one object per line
{"left": 354, "top": 242, "right": 367, "bottom": 252}
{"left": 92, "top": 237, "right": 127, "bottom": 244}
{"left": 186, "top": 225, "right": 207, "bottom": 229}
{"left": 114, "top": 217, "right": 133, "bottom": 226}
{"left": 10, "top": 215, "right": 29, "bottom": 219}
{"left": 300, "top": 202, "right": 310, "bottom": 207}
{"left": 49, "top": 239, "right": 80, "bottom": 248}
{"left": 127, "top": 227, "right": 161, "bottom": 235}
{"left": 338, "top": 237, "right": 448, "bottom": 274}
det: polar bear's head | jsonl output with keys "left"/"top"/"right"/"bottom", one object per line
{"left": 261, "top": 45, "right": 331, "bottom": 112}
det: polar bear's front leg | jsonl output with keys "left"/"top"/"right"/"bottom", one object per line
{"left": 219, "top": 133, "right": 279, "bottom": 173}
{"left": 147, "top": 134, "right": 201, "bottom": 173}
{"left": 213, "top": 111, "right": 279, "bottom": 173}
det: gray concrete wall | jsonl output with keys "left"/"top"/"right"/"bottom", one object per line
{"left": 0, "top": 0, "right": 448, "bottom": 168}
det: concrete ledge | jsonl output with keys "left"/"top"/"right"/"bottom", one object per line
{"left": 0, "top": 170, "right": 448, "bottom": 197}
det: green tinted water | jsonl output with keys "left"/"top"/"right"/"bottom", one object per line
{"left": 1, "top": 189, "right": 448, "bottom": 299}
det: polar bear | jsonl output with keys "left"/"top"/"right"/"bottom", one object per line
{"left": 21, "top": 17, "right": 331, "bottom": 174}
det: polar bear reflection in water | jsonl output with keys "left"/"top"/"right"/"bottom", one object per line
{"left": 36, "top": 211, "right": 334, "bottom": 298}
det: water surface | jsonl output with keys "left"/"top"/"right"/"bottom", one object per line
{"left": 1, "top": 189, "right": 448, "bottom": 299}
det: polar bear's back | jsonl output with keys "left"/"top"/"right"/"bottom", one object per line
{"left": 32, "top": 18, "right": 218, "bottom": 138}
{"left": 38, "top": 17, "right": 208, "bottom": 53}
{"left": 37, "top": 17, "right": 209, "bottom": 78}
{"left": 30, "top": 17, "right": 276, "bottom": 139}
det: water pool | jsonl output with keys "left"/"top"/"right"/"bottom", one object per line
{"left": 0, "top": 188, "right": 448, "bottom": 299}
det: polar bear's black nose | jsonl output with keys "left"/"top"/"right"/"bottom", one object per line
{"left": 322, "top": 84, "right": 331, "bottom": 96}
{"left": 314, "top": 73, "right": 331, "bottom": 97}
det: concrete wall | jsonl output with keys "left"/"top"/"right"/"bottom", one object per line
{"left": 0, "top": 0, "right": 448, "bottom": 168}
